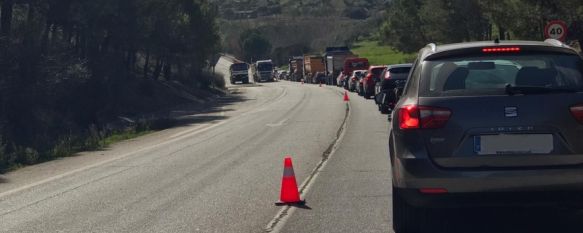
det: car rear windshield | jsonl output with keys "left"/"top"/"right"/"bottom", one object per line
{"left": 371, "top": 68, "right": 385, "bottom": 77}
{"left": 389, "top": 67, "right": 411, "bottom": 80}
{"left": 420, "top": 53, "right": 583, "bottom": 97}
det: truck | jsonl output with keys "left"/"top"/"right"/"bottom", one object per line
{"left": 252, "top": 60, "right": 275, "bottom": 82}
{"left": 229, "top": 62, "right": 250, "bottom": 84}
{"left": 324, "top": 46, "right": 355, "bottom": 86}
{"left": 343, "top": 57, "right": 370, "bottom": 91}
{"left": 288, "top": 56, "right": 304, "bottom": 82}
{"left": 303, "top": 55, "right": 326, "bottom": 84}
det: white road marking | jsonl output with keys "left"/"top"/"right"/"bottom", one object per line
{"left": 266, "top": 118, "right": 288, "bottom": 127}
{"left": 265, "top": 88, "right": 352, "bottom": 233}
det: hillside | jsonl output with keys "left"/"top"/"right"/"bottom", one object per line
{"left": 211, "top": 0, "right": 389, "bottom": 18}
{"left": 352, "top": 41, "right": 416, "bottom": 65}
{"left": 216, "top": 0, "right": 390, "bottom": 65}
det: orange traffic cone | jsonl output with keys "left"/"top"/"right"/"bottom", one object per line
{"left": 275, "top": 156, "right": 305, "bottom": 206}
{"left": 343, "top": 91, "right": 350, "bottom": 102}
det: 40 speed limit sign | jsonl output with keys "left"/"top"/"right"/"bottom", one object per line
{"left": 544, "top": 20, "right": 568, "bottom": 41}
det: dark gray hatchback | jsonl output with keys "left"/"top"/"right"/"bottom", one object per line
{"left": 389, "top": 40, "right": 583, "bottom": 232}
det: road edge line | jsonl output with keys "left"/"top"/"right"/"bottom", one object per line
{"left": 265, "top": 88, "right": 352, "bottom": 232}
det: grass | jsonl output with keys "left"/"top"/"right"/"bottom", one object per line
{"left": 352, "top": 40, "right": 417, "bottom": 65}
{"left": 1, "top": 125, "right": 156, "bottom": 173}
{"left": 100, "top": 130, "right": 153, "bottom": 147}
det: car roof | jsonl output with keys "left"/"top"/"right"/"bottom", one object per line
{"left": 387, "top": 63, "right": 412, "bottom": 69}
{"left": 420, "top": 39, "right": 579, "bottom": 61}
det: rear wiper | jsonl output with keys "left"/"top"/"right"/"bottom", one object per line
{"left": 505, "top": 84, "right": 578, "bottom": 95}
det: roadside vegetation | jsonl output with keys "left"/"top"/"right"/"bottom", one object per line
{"left": 381, "top": 0, "right": 583, "bottom": 53}
{"left": 352, "top": 40, "right": 416, "bottom": 65}
{"left": 0, "top": 0, "right": 222, "bottom": 173}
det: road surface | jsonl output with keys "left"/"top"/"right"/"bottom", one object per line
{"left": 1, "top": 57, "right": 583, "bottom": 233}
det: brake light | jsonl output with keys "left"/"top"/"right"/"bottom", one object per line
{"left": 482, "top": 47, "right": 521, "bottom": 53}
{"left": 419, "top": 188, "right": 448, "bottom": 194}
{"left": 570, "top": 104, "right": 583, "bottom": 124}
{"left": 399, "top": 105, "right": 451, "bottom": 130}
{"left": 352, "top": 77, "right": 357, "bottom": 81}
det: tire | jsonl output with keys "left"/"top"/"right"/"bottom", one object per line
{"left": 393, "top": 187, "right": 449, "bottom": 233}
{"left": 393, "top": 187, "right": 423, "bottom": 233}
{"left": 380, "top": 105, "right": 390, "bottom": 114}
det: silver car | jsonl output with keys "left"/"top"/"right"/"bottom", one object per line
{"left": 390, "top": 40, "right": 583, "bottom": 232}
{"left": 348, "top": 70, "right": 366, "bottom": 92}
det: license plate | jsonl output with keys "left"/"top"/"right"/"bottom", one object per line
{"left": 474, "top": 134, "right": 553, "bottom": 155}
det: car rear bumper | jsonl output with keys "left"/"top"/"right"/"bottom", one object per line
{"left": 393, "top": 156, "right": 583, "bottom": 207}
{"left": 396, "top": 187, "right": 583, "bottom": 208}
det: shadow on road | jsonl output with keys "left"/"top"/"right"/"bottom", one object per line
{"left": 292, "top": 204, "right": 312, "bottom": 210}
{"left": 156, "top": 90, "right": 250, "bottom": 130}
{"left": 441, "top": 207, "right": 583, "bottom": 233}
{"left": 0, "top": 176, "right": 7, "bottom": 183}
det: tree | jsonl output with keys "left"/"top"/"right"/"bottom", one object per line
{"left": 240, "top": 29, "right": 272, "bottom": 62}
{"left": 380, "top": 0, "right": 427, "bottom": 53}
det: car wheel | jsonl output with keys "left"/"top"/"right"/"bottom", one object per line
{"left": 393, "top": 187, "right": 425, "bottom": 233}
{"left": 393, "top": 187, "right": 449, "bottom": 233}
{"left": 380, "top": 106, "right": 390, "bottom": 114}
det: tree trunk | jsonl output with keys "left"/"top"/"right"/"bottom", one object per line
{"left": 498, "top": 26, "right": 506, "bottom": 40}
{"left": 143, "top": 48, "right": 150, "bottom": 79}
{"left": 163, "top": 62, "right": 171, "bottom": 80}
{"left": 1, "top": 0, "right": 14, "bottom": 37}
{"left": 40, "top": 23, "right": 52, "bottom": 55}
{"left": 153, "top": 57, "right": 162, "bottom": 80}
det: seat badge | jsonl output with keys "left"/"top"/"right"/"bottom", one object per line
{"left": 505, "top": 107, "right": 518, "bottom": 117}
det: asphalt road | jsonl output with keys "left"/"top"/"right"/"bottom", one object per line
{"left": 2, "top": 56, "right": 583, "bottom": 233}
{"left": 0, "top": 57, "right": 347, "bottom": 232}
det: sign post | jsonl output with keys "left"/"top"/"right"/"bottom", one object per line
{"left": 544, "top": 20, "right": 568, "bottom": 42}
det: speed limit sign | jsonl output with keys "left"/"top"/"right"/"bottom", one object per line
{"left": 544, "top": 20, "right": 568, "bottom": 41}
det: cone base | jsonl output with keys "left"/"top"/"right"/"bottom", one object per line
{"left": 275, "top": 199, "right": 306, "bottom": 206}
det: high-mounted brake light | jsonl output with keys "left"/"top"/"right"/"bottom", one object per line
{"left": 399, "top": 105, "right": 452, "bottom": 130}
{"left": 482, "top": 47, "right": 521, "bottom": 53}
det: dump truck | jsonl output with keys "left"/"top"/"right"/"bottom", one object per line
{"left": 288, "top": 56, "right": 304, "bottom": 82}
{"left": 324, "top": 47, "right": 355, "bottom": 85}
{"left": 303, "top": 55, "right": 326, "bottom": 84}
{"left": 252, "top": 59, "right": 274, "bottom": 82}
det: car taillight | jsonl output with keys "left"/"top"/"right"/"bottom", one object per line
{"left": 352, "top": 77, "right": 357, "bottom": 81}
{"left": 399, "top": 105, "right": 451, "bottom": 130}
{"left": 482, "top": 47, "right": 521, "bottom": 53}
{"left": 570, "top": 104, "right": 583, "bottom": 124}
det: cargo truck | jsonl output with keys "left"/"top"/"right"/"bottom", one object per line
{"left": 324, "top": 47, "right": 355, "bottom": 86}
{"left": 229, "top": 62, "right": 250, "bottom": 84}
{"left": 288, "top": 56, "right": 304, "bottom": 82}
{"left": 303, "top": 55, "right": 326, "bottom": 84}
{"left": 252, "top": 60, "right": 274, "bottom": 82}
